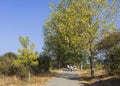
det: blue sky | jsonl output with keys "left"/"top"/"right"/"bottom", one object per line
{"left": 0, "top": 0, "right": 119, "bottom": 56}
{"left": 0, "top": 0, "right": 51, "bottom": 55}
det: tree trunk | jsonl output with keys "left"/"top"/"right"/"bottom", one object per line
{"left": 3, "top": 74, "right": 5, "bottom": 80}
{"left": 28, "top": 66, "right": 31, "bottom": 81}
{"left": 28, "top": 70, "right": 30, "bottom": 81}
{"left": 80, "top": 61, "right": 83, "bottom": 70}
{"left": 89, "top": 50, "right": 95, "bottom": 77}
{"left": 57, "top": 57, "right": 60, "bottom": 69}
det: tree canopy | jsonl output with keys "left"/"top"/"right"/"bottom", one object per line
{"left": 44, "top": 0, "right": 120, "bottom": 77}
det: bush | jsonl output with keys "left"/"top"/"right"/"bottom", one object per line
{"left": 15, "top": 65, "right": 28, "bottom": 78}
{"left": 0, "top": 52, "right": 17, "bottom": 75}
{"left": 0, "top": 52, "right": 28, "bottom": 78}
{"left": 96, "top": 31, "right": 120, "bottom": 76}
{"left": 50, "top": 60, "right": 57, "bottom": 69}
{"left": 104, "top": 46, "right": 120, "bottom": 76}
{"left": 31, "top": 53, "right": 51, "bottom": 74}
{"left": 38, "top": 55, "right": 51, "bottom": 72}
{"left": 83, "top": 63, "right": 90, "bottom": 70}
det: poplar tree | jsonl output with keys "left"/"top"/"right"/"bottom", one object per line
{"left": 44, "top": 0, "right": 120, "bottom": 77}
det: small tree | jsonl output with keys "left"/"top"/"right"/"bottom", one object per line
{"left": 14, "top": 36, "right": 38, "bottom": 81}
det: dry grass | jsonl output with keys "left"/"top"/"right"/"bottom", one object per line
{"left": 0, "top": 69, "right": 63, "bottom": 86}
{"left": 77, "top": 69, "right": 120, "bottom": 86}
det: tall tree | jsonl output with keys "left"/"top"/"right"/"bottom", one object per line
{"left": 44, "top": 0, "right": 120, "bottom": 77}
{"left": 14, "top": 36, "right": 38, "bottom": 81}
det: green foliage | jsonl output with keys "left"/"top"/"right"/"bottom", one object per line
{"left": 94, "top": 60, "right": 103, "bottom": 70}
{"left": 83, "top": 63, "right": 90, "bottom": 70}
{"left": 44, "top": 0, "right": 120, "bottom": 76}
{"left": 32, "top": 52, "right": 51, "bottom": 74}
{"left": 14, "top": 36, "right": 38, "bottom": 67}
{"left": 44, "top": 0, "right": 101, "bottom": 68}
{"left": 96, "top": 32, "right": 120, "bottom": 50}
{"left": 38, "top": 53, "right": 51, "bottom": 72}
{"left": 0, "top": 52, "right": 28, "bottom": 78}
{"left": 0, "top": 52, "right": 17, "bottom": 75}
{"left": 50, "top": 60, "right": 57, "bottom": 69}
{"left": 10, "top": 65, "right": 28, "bottom": 78}
{"left": 105, "top": 46, "right": 120, "bottom": 76}
{"left": 14, "top": 36, "right": 38, "bottom": 80}
{"left": 97, "top": 31, "right": 120, "bottom": 76}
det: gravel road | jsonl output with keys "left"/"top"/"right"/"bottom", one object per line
{"left": 43, "top": 71, "right": 82, "bottom": 86}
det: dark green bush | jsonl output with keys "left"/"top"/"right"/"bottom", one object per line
{"left": 38, "top": 55, "right": 51, "bottom": 72}
{"left": 31, "top": 53, "right": 51, "bottom": 74}
{"left": 50, "top": 60, "right": 57, "bottom": 69}
{"left": 104, "top": 46, "right": 120, "bottom": 76}
{"left": 97, "top": 31, "right": 120, "bottom": 76}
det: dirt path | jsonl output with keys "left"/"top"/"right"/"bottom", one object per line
{"left": 43, "top": 71, "right": 82, "bottom": 86}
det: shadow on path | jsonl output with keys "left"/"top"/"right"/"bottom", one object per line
{"left": 79, "top": 74, "right": 120, "bottom": 86}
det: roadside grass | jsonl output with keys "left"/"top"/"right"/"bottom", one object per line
{"left": 78, "top": 69, "right": 120, "bottom": 86}
{"left": 0, "top": 69, "right": 63, "bottom": 86}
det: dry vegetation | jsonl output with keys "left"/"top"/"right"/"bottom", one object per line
{"left": 0, "top": 69, "right": 63, "bottom": 86}
{"left": 78, "top": 69, "right": 120, "bottom": 86}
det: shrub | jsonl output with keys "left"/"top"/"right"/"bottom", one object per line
{"left": 104, "top": 46, "right": 120, "bottom": 76}
{"left": 31, "top": 53, "right": 51, "bottom": 74}
{"left": 0, "top": 52, "right": 17, "bottom": 75}
{"left": 0, "top": 52, "right": 28, "bottom": 78}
